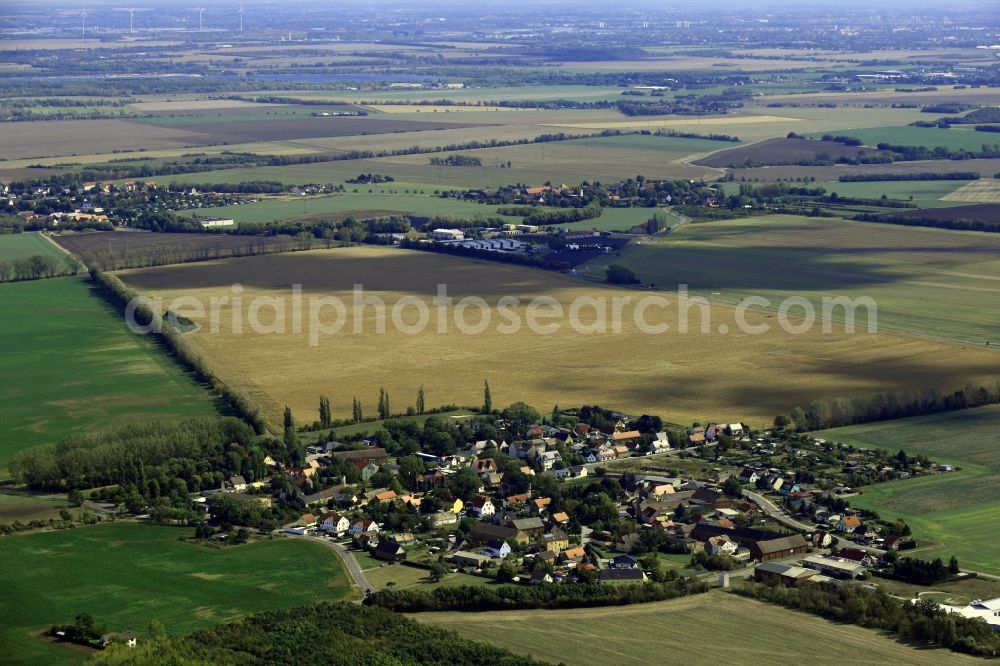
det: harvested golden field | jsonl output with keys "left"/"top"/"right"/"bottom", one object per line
{"left": 116, "top": 246, "right": 999, "bottom": 429}
{"left": 412, "top": 592, "right": 979, "bottom": 666}
{"left": 941, "top": 179, "right": 1000, "bottom": 203}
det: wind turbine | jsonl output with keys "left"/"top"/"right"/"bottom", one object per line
{"left": 80, "top": 11, "right": 90, "bottom": 38}
{"left": 193, "top": 7, "right": 206, "bottom": 32}
{"left": 120, "top": 8, "right": 137, "bottom": 33}
{"left": 239, "top": 4, "right": 245, "bottom": 32}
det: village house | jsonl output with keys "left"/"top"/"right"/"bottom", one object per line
{"left": 470, "top": 496, "right": 496, "bottom": 518}
{"left": 373, "top": 540, "right": 406, "bottom": 562}
{"left": 349, "top": 519, "right": 379, "bottom": 536}
{"left": 319, "top": 511, "right": 350, "bottom": 536}
{"left": 481, "top": 539, "right": 512, "bottom": 559}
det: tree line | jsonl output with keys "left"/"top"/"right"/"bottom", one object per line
{"left": 367, "top": 579, "right": 707, "bottom": 613}
{"left": 838, "top": 172, "right": 980, "bottom": 182}
{"left": 781, "top": 382, "right": 1000, "bottom": 432}
{"left": 0, "top": 252, "right": 78, "bottom": 282}
{"left": 853, "top": 212, "right": 1000, "bottom": 233}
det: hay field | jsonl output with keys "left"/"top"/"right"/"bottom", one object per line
{"left": 941, "top": 179, "right": 1000, "bottom": 203}
{"left": 412, "top": 592, "right": 978, "bottom": 666}
{"left": 596, "top": 214, "right": 1000, "bottom": 343}
{"left": 116, "top": 246, "right": 999, "bottom": 429}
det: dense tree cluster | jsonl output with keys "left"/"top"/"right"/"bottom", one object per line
{"left": 91, "top": 603, "right": 542, "bottom": 666}
{"left": 8, "top": 418, "right": 260, "bottom": 493}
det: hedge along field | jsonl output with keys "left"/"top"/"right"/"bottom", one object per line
{"left": 590, "top": 214, "right": 1000, "bottom": 344}
{"left": 0, "top": 276, "right": 219, "bottom": 477}
{"left": 0, "top": 523, "right": 354, "bottom": 665}
{"left": 114, "top": 246, "right": 1000, "bottom": 430}
{"left": 815, "top": 404, "right": 1000, "bottom": 575}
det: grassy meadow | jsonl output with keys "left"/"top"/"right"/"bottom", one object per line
{"left": 806, "top": 125, "right": 998, "bottom": 152}
{"left": 0, "top": 523, "right": 354, "bottom": 665}
{"left": 413, "top": 591, "right": 979, "bottom": 666}
{"left": 0, "top": 277, "right": 219, "bottom": 476}
{"left": 816, "top": 404, "right": 1000, "bottom": 574}
{"left": 115, "top": 245, "right": 999, "bottom": 430}
{"left": 0, "top": 493, "right": 71, "bottom": 524}
{"left": 586, "top": 214, "right": 1000, "bottom": 344}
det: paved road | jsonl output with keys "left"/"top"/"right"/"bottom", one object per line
{"left": 743, "top": 490, "right": 815, "bottom": 532}
{"left": 287, "top": 534, "right": 374, "bottom": 597}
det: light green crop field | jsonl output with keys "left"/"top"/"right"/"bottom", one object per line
{"left": 168, "top": 132, "right": 726, "bottom": 190}
{"left": 585, "top": 214, "right": 1000, "bottom": 343}
{"left": 0, "top": 277, "right": 219, "bottom": 476}
{"left": 180, "top": 193, "right": 505, "bottom": 224}
{"left": 413, "top": 591, "right": 978, "bottom": 666}
{"left": 0, "top": 232, "right": 70, "bottom": 263}
{"left": 815, "top": 404, "right": 1000, "bottom": 575}
{"left": 0, "top": 524, "right": 354, "bottom": 665}
{"left": 806, "top": 125, "right": 998, "bottom": 152}
{"left": 716, "top": 179, "right": 974, "bottom": 208}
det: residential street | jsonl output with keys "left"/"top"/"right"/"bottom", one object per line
{"left": 742, "top": 490, "right": 815, "bottom": 532}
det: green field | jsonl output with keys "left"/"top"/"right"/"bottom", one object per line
{"left": 0, "top": 232, "right": 70, "bottom": 263}
{"left": 413, "top": 591, "right": 978, "bottom": 666}
{"left": 815, "top": 404, "right": 1000, "bottom": 574}
{"left": 181, "top": 193, "right": 506, "bottom": 225}
{"left": 0, "top": 493, "right": 71, "bottom": 524}
{"left": 807, "top": 125, "right": 996, "bottom": 152}
{"left": 584, "top": 214, "right": 1000, "bottom": 343}
{"left": 0, "top": 523, "right": 354, "bottom": 665}
{"left": 0, "top": 277, "right": 219, "bottom": 476}
{"left": 716, "top": 179, "right": 973, "bottom": 208}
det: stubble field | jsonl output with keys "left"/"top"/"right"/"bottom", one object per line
{"left": 412, "top": 591, "right": 979, "bottom": 666}
{"left": 115, "top": 246, "right": 1000, "bottom": 430}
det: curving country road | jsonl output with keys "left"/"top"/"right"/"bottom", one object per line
{"left": 743, "top": 489, "right": 815, "bottom": 532}
{"left": 287, "top": 534, "right": 374, "bottom": 598}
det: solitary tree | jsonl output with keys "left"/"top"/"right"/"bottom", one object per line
{"left": 319, "top": 395, "right": 332, "bottom": 428}
{"left": 416, "top": 385, "right": 425, "bottom": 415}
{"left": 283, "top": 405, "right": 298, "bottom": 451}
{"left": 352, "top": 396, "right": 363, "bottom": 423}
{"left": 377, "top": 387, "right": 390, "bottom": 420}
{"left": 482, "top": 380, "right": 493, "bottom": 414}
